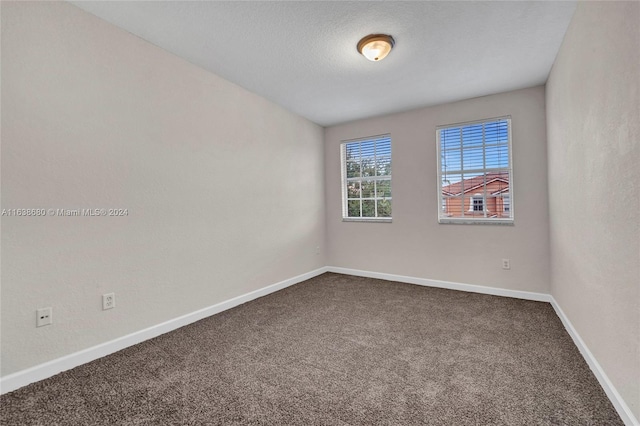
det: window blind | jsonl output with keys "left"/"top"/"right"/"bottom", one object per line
{"left": 437, "top": 117, "right": 513, "bottom": 224}
{"left": 342, "top": 135, "right": 392, "bottom": 220}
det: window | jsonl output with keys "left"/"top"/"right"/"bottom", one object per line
{"left": 471, "top": 194, "right": 484, "bottom": 212}
{"left": 341, "top": 135, "right": 391, "bottom": 221}
{"left": 437, "top": 117, "right": 513, "bottom": 224}
{"left": 503, "top": 195, "right": 510, "bottom": 212}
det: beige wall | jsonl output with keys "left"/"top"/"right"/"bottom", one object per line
{"left": 546, "top": 1, "right": 640, "bottom": 419}
{"left": 324, "top": 86, "right": 550, "bottom": 293}
{"left": 0, "top": 1, "right": 325, "bottom": 376}
{"left": 3, "top": 3, "right": 637, "bottom": 419}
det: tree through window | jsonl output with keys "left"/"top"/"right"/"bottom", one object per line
{"left": 341, "top": 135, "right": 392, "bottom": 221}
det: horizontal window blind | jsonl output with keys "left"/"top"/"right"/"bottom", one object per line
{"left": 437, "top": 117, "right": 513, "bottom": 224}
{"left": 342, "top": 135, "right": 392, "bottom": 220}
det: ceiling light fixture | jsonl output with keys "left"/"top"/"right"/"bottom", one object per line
{"left": 357, "top": 34, "right": 395, "bottom": 62}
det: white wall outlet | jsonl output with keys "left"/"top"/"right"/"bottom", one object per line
{"left": 315, "top": 246, "right": 320, "bottom": 255}
{"left": 102, "top": 293, "right": 115, "bottom": 310}
{"left": 36, "top": 307, "right": 53, "bottom": 327}
{"left": 502, "top": 258, "right": 511, "bottom": 270}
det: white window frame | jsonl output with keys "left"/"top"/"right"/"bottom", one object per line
{"left": 470, "top": 194, "right": 484, "bottom": 212}
{"left": 340, "top": 134, "right": 392, "bottom": 222}
{"left": 436, "top": 116, "right": 514, "bottom": 225}
{"left": 503, "top": 195, "right": 510, "bottom": 212}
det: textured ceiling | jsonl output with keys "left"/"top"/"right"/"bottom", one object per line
{"left": 70, "top": 1, "right": 577, "bottom": 127}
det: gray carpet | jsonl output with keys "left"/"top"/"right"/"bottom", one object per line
{"left": 0, "top": 273, "right": 623, "bottom": 425}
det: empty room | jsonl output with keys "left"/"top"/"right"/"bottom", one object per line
{"left": 1, "top": 1, "right": 638, "bottom": 425}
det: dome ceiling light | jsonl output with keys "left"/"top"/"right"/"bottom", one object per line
{"left": 357, "top": 34, "right": 395, "bottom": 62}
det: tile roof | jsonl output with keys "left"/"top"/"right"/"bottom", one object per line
{"left": 442, "top": 172, "right": 509, "bottom": 196}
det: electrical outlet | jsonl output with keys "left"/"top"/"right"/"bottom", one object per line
{"left": 36, "top": 307, "right": 53, "bottom": 327}
{"left": 315, "top": 246, "right": 320, "bottom": 255}
{"left": 502, "top": 258, "right": 511, "bottom": 270}
{"left": 102, "top": 293, "right": 115, "bottom": 310}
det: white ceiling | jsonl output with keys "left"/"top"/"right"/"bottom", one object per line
{"left": 70, "top": 1, "right": 577, "bottom": 127}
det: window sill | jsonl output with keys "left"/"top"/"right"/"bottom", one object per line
{"left": 438, "top": 218, "right": 514, "bottom": 225}
{"left": 342, "top": 217, "right": 392, "bottom": 223}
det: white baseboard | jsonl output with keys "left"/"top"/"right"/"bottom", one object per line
{"left": 0, "top": 266, "right": 328, "bottom": 395}
{"left": 2, "top": 266, "right": 636, "bottom": 425}
{"left": 327, "top": 266, "right": 638, "bottom": 426}
{"left": 327, "top": 266, "right": 552, "bottom": 302}
{"left": 549, "top": 297, "right": 639, "bottom": 426}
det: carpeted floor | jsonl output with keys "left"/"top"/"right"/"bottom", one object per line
{"left": 0, "top": 273, "right": 623, "bottom": 425}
